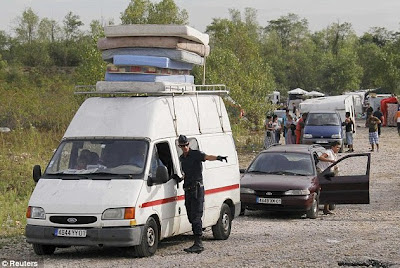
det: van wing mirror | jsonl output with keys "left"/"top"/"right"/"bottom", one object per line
{"left": 33, "top": 165, "right": 42, "bottom": 183}
{"left": 148, "top": 166, "right": 169, "bottom": 186}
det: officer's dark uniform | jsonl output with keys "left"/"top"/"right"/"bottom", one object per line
{"left": 180, "top": 149, "right": 206, "bottom": 238}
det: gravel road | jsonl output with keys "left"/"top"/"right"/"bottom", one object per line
{"left": 1, "top": 122, "right": 400, "bottom": 268}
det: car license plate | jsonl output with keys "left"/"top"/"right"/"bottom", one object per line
{"left": 257, "top": 197, "right": 282, "bottom": 204}
{"left": 316, "top": 140, "right": 328, "bottom": 144}
{"left": 55, "top": 228, "right": 87, "bottom": 237}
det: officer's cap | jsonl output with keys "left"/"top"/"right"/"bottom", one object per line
{"left": 178, "top": 135, "right": 189, "bottom": 145}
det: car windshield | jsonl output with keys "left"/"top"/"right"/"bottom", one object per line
{"left": 44, "top": 139, "right": 149, "bottom": 179}
{"left": 306, "top": 113, "right": 340, "bottom": 126}
{"left": 247, "top": 152, "right": 314, "bottom": 176}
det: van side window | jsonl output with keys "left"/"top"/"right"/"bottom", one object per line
{"left": 149, "top": 142, "right": 174, "bottom": 180}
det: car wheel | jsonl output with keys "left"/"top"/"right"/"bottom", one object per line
{"left": 32, "top": 244, "right": 56, "bottom": 255}
{"left": 306, "top": 193, "right": 319, "bottom": 219}
{"left": 212, "top": 203, "right": 232, "bottom": 240}
{"left": 329, "top": 204, "right": 336, "bottom": 210}
{"left": 135, "top": 217, "right": 159, "bottom": 257}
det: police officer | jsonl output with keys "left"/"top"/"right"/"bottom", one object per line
{"left": 176, "top": 135, "right": 227, "bottom": 253}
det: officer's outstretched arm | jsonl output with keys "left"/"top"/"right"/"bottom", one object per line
{"left": 205, "top": 155, "right": 228, "bottom": 162}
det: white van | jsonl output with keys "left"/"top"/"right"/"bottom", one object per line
{"left": 25, "top": 83, "right": 241, "bottom": 257}
{"left": 299, "top": 95, "right": 356, "bottom": 125}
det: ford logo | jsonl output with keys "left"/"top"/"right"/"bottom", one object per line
{"left": 265, "top": 192, "right": 273, "bottom": 196}
{"left": 67, "top": 217, "right": 78, "bottom": 224}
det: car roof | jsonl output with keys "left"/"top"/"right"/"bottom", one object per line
{"left": 262, "top": 144, "right": 324, "bottom": 154}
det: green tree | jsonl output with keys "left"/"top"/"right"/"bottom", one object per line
{"left": 14, "top": 7, "right": 39, "bottom": 44}
{"left": 38, "top": 18, "right": 60, "bottom": 42}
{"left": 121, "top": 0, "right": 188, "bottom": 25}
{"left": 63, "top": 12, "right": 84, "bottom": 41}
{"left": 264, "top": 13, "right": 309, "bottom": 49}
{"left": 205, "top": 9, "right": 275, "bottom": 127}
{"left": 75, "top": 20, "right": 106, "bottom": 85}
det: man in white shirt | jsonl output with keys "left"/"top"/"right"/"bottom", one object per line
{"left": 317, "top": 141, "right": 341, "bottom": 215}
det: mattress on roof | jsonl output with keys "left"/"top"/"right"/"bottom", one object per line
{"left": 96, "top": 81, "right": 196, "bottom": 93}
{"left": 104, "top": 24, "right": 209, "bottom": 46}
{"left": 102, "top": 48, "right": 205, "bottom": 65}
{"left": 105, "top": 72, "right": 194, "bottom": 83}
{"left": 97, "top": 36, "right": 210, "bottom": 57}
{"left": 112, "top": 55, "right": 193, "bottom": 70}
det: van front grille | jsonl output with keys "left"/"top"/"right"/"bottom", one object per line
{"left": 49, "top": 216, "right": 97, "bottom": 224}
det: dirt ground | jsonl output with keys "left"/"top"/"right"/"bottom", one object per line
{"left": 1, "top": 121, "right": 399, "bottom": 268}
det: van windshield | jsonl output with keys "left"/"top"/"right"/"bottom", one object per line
{"left": 306, "top": 113, "right": 340, "bottom": 126}
{"left": 44, "top": 139, "right": 149, "bottom": 179}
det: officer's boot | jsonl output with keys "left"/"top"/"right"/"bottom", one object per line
{"left": 184, "top": 235, "right": 204, "bottom": 253}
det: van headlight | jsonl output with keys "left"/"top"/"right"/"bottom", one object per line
{"left": 303, "top": 134, "right": 312, "bottom": 138}
{"left": 331, "top": 133, "right": 341, "bottom": 138}
{"left": 26, "top": 206, "right": 46, "bottom": 219}
{"left": 284, "top": 189, "right": 310, "bottom": 196}
{"left": 102, "top": 207, "right": 135, "bottom": 220}
{"left": 240, "top": 187, "right": 255, "bottom": 194}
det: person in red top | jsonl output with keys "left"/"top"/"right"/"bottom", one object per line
{"left": 395, "top": 105, "right": 400, "bottom": 136}
{"left": 295, "top": 113, "right": 308, "bottom": 144}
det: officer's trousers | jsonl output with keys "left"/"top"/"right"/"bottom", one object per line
{"left": 184, "top": 186, "right": 204, "bottom": 236}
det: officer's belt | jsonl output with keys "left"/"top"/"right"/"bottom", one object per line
{"left": 184, "top": 181, "right": 203, "bottom": 191}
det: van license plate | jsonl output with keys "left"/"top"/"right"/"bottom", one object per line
{"left": 257, "top": 197, "right": 282, "bottom": 204}
{"left": 316, "top": 140, "right": 328, "bottom": 144}
{"left": 55, "top": 229, "right": 87, "bottom": 237}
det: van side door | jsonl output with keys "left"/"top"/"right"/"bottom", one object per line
{"left": 318, "top": 153, "right": 370, "bottom": 204}
{"left": 146, "top": 141, "right": 181, "bottom": 237}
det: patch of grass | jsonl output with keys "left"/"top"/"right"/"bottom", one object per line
{"left": 0, "top": 128, "right": 62, "bottom": 237}
{"left": 232, "top": 121, "right": 264, "bottom": 153}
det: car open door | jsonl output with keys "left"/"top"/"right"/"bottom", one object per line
{"left": 318, "top": 153, "right": 370, "bottom": 204}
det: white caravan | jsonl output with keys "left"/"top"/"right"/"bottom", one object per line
{"left": 25, "top": 83, "right": 241, "bottom": 257}
{"left": 299, "top": 95, "right": 356, "bottom": 123}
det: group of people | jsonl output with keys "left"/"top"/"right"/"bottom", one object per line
{"left": 264, "top": 109, "right": 308, "bottom": 149}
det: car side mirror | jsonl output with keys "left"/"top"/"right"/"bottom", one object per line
{"left": 33, "top": 165, "right": 41, "bottom": 183}
{"left": 147, "top": 166, "right": 169, "bottom": 186}
{"left": 239, "top": 168, "right": 246, "bottom": 174}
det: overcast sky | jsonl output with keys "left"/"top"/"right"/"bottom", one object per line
{"left": 1, "top": 0, "right": 400, "bottom": 35}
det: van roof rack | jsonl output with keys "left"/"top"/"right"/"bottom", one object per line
{"left": 74, "top": 82, "right": 229, "bottom": 96}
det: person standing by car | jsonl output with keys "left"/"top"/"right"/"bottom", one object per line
{"left": 295, "top": 113, "right": 308, "bottom": 144}
{"left": 176, "top": 135, "right": 227, "bottom": 254}
{"left": 343, "top": 112, "right": 355, "bottom": 152}
{"left": 373, "top": 107, "right": 384, "bottom": 136}
{"left": 264, "top": 115, "right": 275, "bottom": 148}
{"left": 272, "top": 114, "right": 281, "bottom": 144}
{"left": 285, "top": 114, "right": 296, "bottom": 144}
{"left": 317, "top": 141, "right": 341, "bottom": 215}
{"left": 366, "top": 113, "right": 381, "bottom": 152}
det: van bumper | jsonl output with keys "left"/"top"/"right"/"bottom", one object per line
{"left": 25, "top": 224, "right": 143, "bottom": 247}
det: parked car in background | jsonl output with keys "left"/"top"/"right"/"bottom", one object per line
{"left": 302, "top": 111, "right": 346, "bottom": 152}
{"left": 240, "top": 144, "right": 371, "bottom": 219}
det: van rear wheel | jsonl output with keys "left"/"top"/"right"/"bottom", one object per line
{"left": 135, "top": 217, "right": 159, "bottom": 257}
{"left": 212, "top": 203, "right": 232, "bottom": 240}
{"left": 32, "top": 244, "right": 56, "bottom": 255}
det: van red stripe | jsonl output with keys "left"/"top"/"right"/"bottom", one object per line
{"left": 140, "top": 184, "right": 239, "bottom": 208}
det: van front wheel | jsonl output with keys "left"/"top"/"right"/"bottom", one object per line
{"left": 32, "top": 244, "right": 56, "bottom": 255}
{"left": 135, "top": 217, "right": 159, "bottom": 257}
{"left": 212, "top": 203, "right": 232, "bottom": 240}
